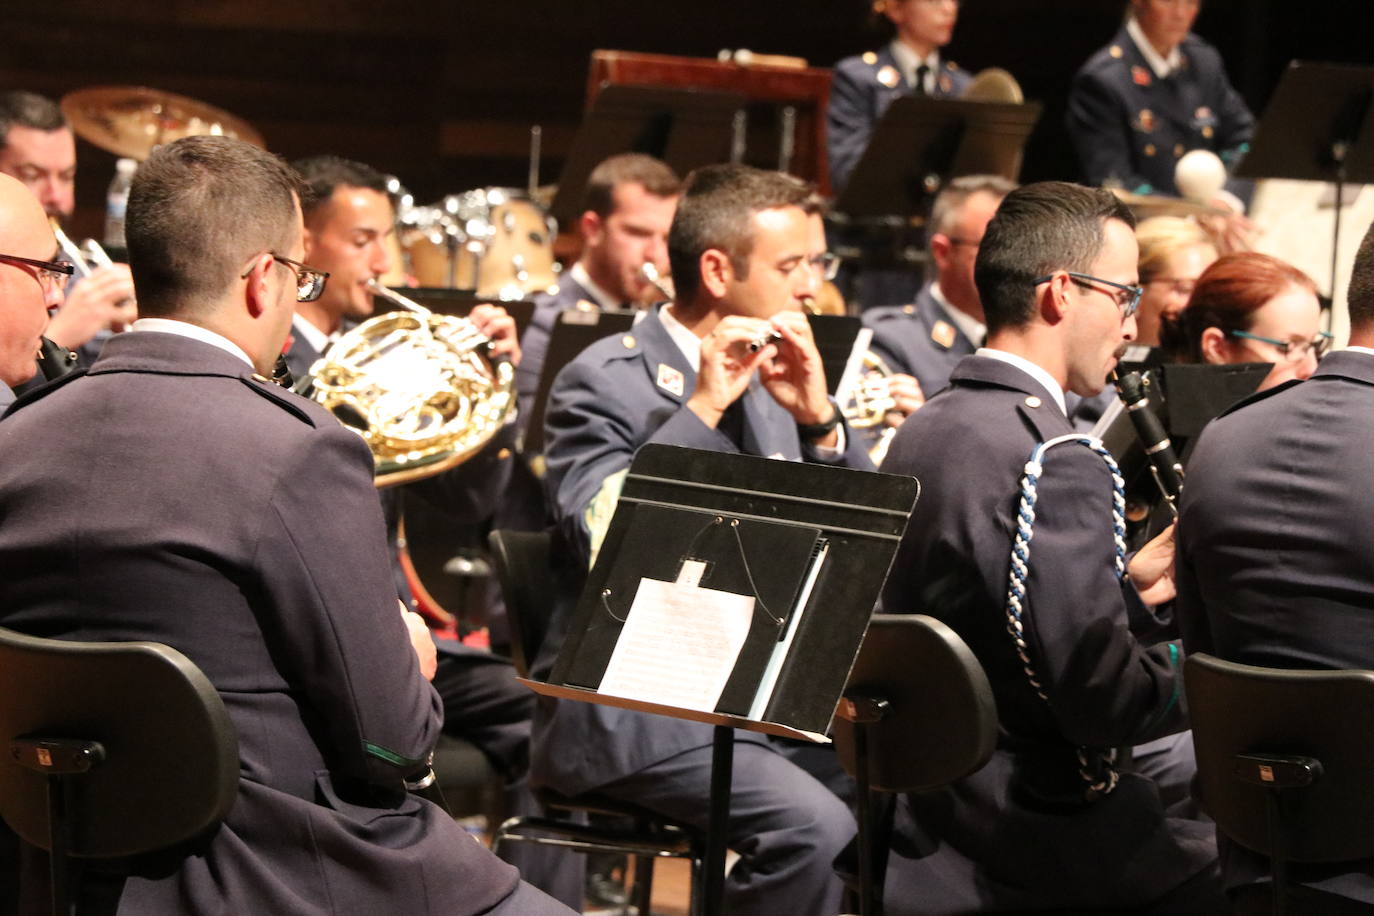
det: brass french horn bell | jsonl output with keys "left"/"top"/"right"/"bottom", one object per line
{"left": 302, "top": 281, "right": 515, "bottom": 488}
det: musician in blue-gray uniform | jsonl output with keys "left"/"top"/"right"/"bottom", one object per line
{"left": 864, "top": 175, "right": 1011, "bottom": 394}
{"left": 535, "top": 165, "right": 871, "bottom": 916}
{"left": 0, "top": 136, "right": 570, "bottom": 916}
{"left": 878, "top": 181, "right": 1222, "bottom": 914}
{"left": 1067, "top": 0, "right": 1253, "bottom": 200}
{"left": 519, "top": 154, "right": 679, "bottom": 427}
{"left": 828, "top": 0, "right": 972, "bottom": 192}
{"left": 1175, "top": 221, "right": 1374, "bottom": 910}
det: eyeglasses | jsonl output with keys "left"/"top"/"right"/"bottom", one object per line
{"left": 0, "top": 253, "right": 74, "bottom": 294}
{"left": 1228, "top": 329, "right": 1333, "bottom": 362}
{"left": 783, "top": 252, "right": 842, "bottom": 283}
{"left": 1034, "top": 271, "right": 1143, "bottom": 319}
{"left": 1144, "top": 277, "right": 1197, "bottom": 298}
{"left": 240, "top": 252, "right": 329, "bottom": 303}
{"left": 945, "top": 236, "right": 982, "bottom": 249}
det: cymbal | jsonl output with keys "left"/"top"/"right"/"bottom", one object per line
{"left": 61, "top": 86, "right": 264, "bottom": 161}
{"left": 1110, "top": 188, "right": 1226, "bottom": 220}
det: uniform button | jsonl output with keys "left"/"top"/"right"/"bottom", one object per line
{"left": 1024, "top": 396, "right": 1042, "bottom": 408}
{"left": 1144, "top": 144, "right": 1157, "bottom": 157}
{"left": 1174, "top": 144, "right": 1185, "bottom": 157}
{"left": 622, "top": 335, "right": 636, "bottom": 349}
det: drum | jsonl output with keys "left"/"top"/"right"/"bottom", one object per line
{"left": 400, "top": 188, "right": 559, "bottom": 299}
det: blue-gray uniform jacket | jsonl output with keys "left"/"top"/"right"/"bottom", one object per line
{"left": 1067, "top": 25, "right": 1253, "bottom": 198}
{"left": 532, "top": 304, "right": 873, "bottom": 794}
{"left": 864, "top": 283, "right": 977, "bottom": 399}
{"left": 876, "top": 354, "right": 1216, "bottom": 913}
{"left": 828, "top": 47, "right": 972, "bottom": 192}
{"left": 1178, "top": 350, "right": 1374, "bottom": 905}
{"left": 519, "top": 274, "right": 603, "bottom": 431}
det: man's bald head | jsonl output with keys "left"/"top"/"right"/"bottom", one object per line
{"left": 0, "top": 172, "right": 59, "bottom": 387}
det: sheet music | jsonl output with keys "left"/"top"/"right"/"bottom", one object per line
{"left": 597, "top": 573, "right": 754, "bottom": 712}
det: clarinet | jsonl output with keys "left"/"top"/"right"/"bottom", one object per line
{"left": 1111, "top": 370, "right": 1184, "bottom": 518}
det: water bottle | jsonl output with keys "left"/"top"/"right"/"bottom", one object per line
{"left": 104, "top": 158, "right": 137, "bottom": 251}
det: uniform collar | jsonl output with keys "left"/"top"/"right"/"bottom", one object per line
{"left": 658, "top": 302, "right": 705, "bottom": 373}
{"left": 1126, "top": 17, "right": 1184, "bottom": 78}
{"left": 972, "top": 347, "right": 1068, "bottom": 415}
{"left": 569, "top": 262, "right": 620, "bottom": 311}
{"left": 291, "top": 313, "right": 335, "bottom": 358}
{"left": 889, "top": 40, "right": 940, "bottom": 93}
{"left": 130, "top": 318, "right": 254, "bottom": 369}
{"left": 930, "top": 282, "right": 985, "bottom": 346}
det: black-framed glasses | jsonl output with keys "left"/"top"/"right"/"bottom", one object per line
{"left": 240, "top": 252, "right": 329, "bottom": 303}
{"left": 1034, "top": 271, "right": 1143, "bottom": 319}
{"left": 1228, "top": 329, "right": 1333, "bottom": 362}
{"left": 0, "top": 253, "right": 74, "bottom": 293}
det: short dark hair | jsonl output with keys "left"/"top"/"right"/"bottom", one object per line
{"left": 291, "top": 155, "right": 389, "bottom": 221}
{"left": 975, "top": 181, "right": 1136, "bottom": 332}
{"left": 1349, "top": 221, "right": 1374, "bottom": 330}
{"left": 1159, "top": 252, "right": 1317, "bottom": 362}
{"left": 668, "top": 164, "right": 822, "bottom": 303}
{"left": 0, "top": 91, "right": 67, "bottom": 150}
{"left": 582, "top": 153, "right": 681, "bottom": 219}
{"left": 128, "top": 136, "right": 304, "bottom": 318}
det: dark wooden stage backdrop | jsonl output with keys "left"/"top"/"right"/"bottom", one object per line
{"left": 3, "top": 0, "right": 1368, "bottom": 239}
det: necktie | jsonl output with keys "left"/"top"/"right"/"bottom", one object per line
{"left": 914, "top": 64, "right": 931, "bottom": 97}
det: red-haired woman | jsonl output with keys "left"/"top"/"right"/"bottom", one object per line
{"left": 1159, "top": 251, "right": 1328, "bottom": 391}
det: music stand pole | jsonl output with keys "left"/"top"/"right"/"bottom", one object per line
{"left": 704, "top": 725, "right": 734, "bottom": 916}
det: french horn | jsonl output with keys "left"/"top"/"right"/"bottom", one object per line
{"left": 840, "top": 349, "right": 899, "bottom": 464}
{"left": 300, "top": 281, "right": 515, "bottom": 488}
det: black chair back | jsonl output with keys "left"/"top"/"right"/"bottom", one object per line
{"left": 0, "top": 626, "right": 239, "bottom": 858}
{"left": 1186, "top": 652, "right": 1374, "bottom": 863}
{"left": 487, "top": 529, "right": 556, "bottom": 679}
{"left": 834, "top": 614, "right": 997, "bottom": 792}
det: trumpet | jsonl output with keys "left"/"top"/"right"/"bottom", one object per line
{"left": 50, "top": 219, "right": 115, "bottom": 278}
{"left": 639, "top": 262, "right": 674, "bottom": 302}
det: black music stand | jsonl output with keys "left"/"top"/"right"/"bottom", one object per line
{"left": 808, "top": 314, "right": 863, "bottom": 397}
{"left": 523, "top": 308, "right": 640, "bottom": 455}
{"left": 550, "top": 85, "right": 746, "bottom": 229}
{"left": 1236, "top": 62, "right": 1374, "bottom": 301}
{"left": 1096, "top": 361, "right": 1270, "bottom": 546}
{"left": 833, "top": 96, "right": 1041, "bottom": 225}
{"left": 526, "top": 444, "right": 920, "bottom": 916}
{"left": 379, "top": 288, "right": 537, "bottom": 341}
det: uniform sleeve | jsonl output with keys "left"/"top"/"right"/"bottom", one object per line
{"left": 543, "top": 358, "right": 733, "bottom": 562}
{"left": 1020, "top": 443, "right": 1187, "bottom": 747}
{"left": 1067, "top": 69, "right": 1152, "bottom": 193}
{"left": 827, "top": 62, "right": 875, "bottom": 192}
{"left": 257, "top": 424, "right": 444, "bottom": 790}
